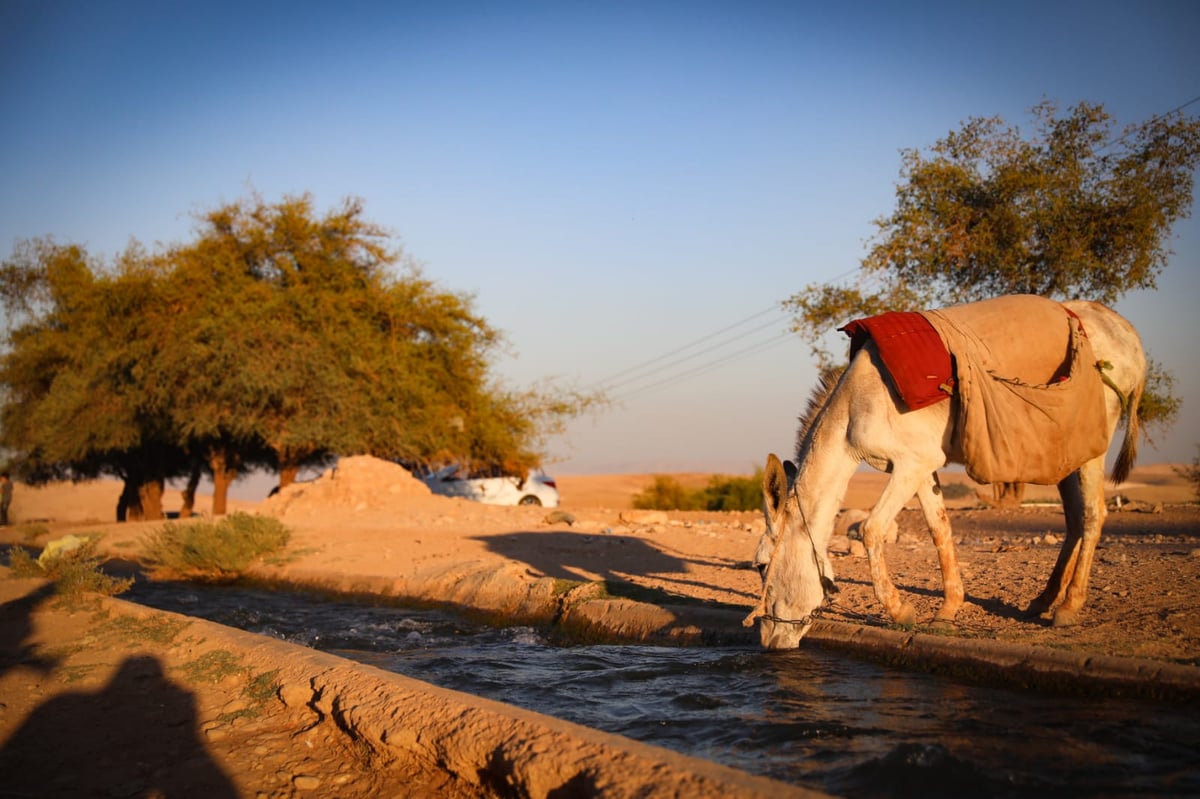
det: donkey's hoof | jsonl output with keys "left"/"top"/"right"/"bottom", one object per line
{"left": 1051, "top": 608, "right": 1080, "bottom": 628}
{"left": 892, "top": 603, "right": 917, "bottom": 626}
{"left": 933, "top": 608, "right": 960, "bottom": 625}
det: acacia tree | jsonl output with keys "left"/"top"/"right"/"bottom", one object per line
{"left": 2, "top": 194, "right": 602, "bottom": 519}
{"left": 0, "top": 240, "right": 189, "bottom": 519}
{"left": 784, "top": 101, "right": 1199, "bottom": 501}
{"left": 161, "top": 194, "right": 538, "bottom": 510}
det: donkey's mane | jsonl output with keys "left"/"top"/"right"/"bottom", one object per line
{"left": 794, "top": 365, "right": 846, "bottom": 462}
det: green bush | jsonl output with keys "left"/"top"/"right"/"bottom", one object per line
{"left": 632, "top": 472, "right": 764, "bottom": 512}
{"left": 699, "top": 472, "right": 763, "bottom": 511}
{"left": 141, "top": 512, "right": 291, "bottom": 578}
{"left": 7, "top": 536, "right": 133, "bottom": 600}
{"left": 632, "top": 476, "right": 699, "bottom": 510}
{"left": 1174, "top": 445, "right": 1200, "bottom": 501}
{"left": 940, "top": 481, "right": 975, "bottom": 500}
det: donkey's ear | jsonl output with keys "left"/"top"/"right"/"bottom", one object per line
{"left": 783, "top": 460, "right": 798, "bottom": 484}
{"left": 763, "top": 454, "right": 788, "bottom": 515}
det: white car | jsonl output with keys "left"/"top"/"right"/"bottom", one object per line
{"left": 421, "top": 465, "right": 560, "bottom": 507}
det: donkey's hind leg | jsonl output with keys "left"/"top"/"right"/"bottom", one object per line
{"left": 1025, "top": 456, "right": 1108, "bottom": 626}
{"left": 916, "top": 472, "right": 964, "bottom": 623}
{"left": 1025, "top": 469, "right": 1084, "bottom": 618}
{"left": 1051, "top": 456, "right": 1108, "bottom": 627}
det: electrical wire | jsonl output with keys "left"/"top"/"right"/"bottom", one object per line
{"left": 588, "top": 94, "right": 1199, "bottom": 405}
{"left": 611, "top": 330, "right": 795, "bottom": 402}
{"left": 598, "top": 312, "right": 792, "bottom": 393}
{"left": 587, "top": 302, "right": 783, "bottom": 390}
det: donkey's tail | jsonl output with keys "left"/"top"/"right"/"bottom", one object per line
{"left": 1110, "top": 371, "right": 1143, "bottom": 486}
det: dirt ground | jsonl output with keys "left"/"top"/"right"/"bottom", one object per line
{"left": 0, "top": 458, "right": 1196, "bottom": 797}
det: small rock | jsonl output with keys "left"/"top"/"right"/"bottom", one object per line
{"left": 619, "top": 510, "right": 669, "bottom": 525}
{"left": 849, "top": 540, "right": 867, "bottom": 558}
{"left": 293, "top": 774, "right": 322, "bottom": 791}
{"left": 543, "top": 510, "right": 576, "bottom": 526}
{"left": 1043, "top": 533, "right": 1059, "bottom": 545}
{"left": 278, "top": 682, "right": 313, "bottom": 709}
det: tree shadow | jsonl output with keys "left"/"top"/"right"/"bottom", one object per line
{"left": 473, "top": 530, "right": 758, "bottom": 608}
{"left": 0, "top": 654, "right": 238, "bottom": 797}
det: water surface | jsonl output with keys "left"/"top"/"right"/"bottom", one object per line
{"left": 127, "top": 582, "right": 1200, "bottom": 797}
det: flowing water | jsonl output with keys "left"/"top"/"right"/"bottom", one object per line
{"left": 126, "top": 582, "right": 1200, "bottom": 798}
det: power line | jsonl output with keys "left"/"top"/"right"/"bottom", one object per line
{"left": 586, "top": 95, "right": 1200, "bottom": 407}
{"left": 612, "top": 330, "right": 795, "bottom": 402}
{"left": 599, "top": 312, "right": 791, "bottom": 393}
{"left": 587, "top": 303, "right": 782, "bottom": 390}
{"left": 587, "top": 266, "right": 865, "bottom": 398}
{"left": 1098, "top": 92, "right": 1200, "bottom": 154}
{"left": 1159, "top": 93, "right": 1200, "bottom": 117}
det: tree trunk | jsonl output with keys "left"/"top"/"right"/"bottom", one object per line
{"left": 208, "top": 450, "right": 239, "bottom": 516}
{"left": 278, "top": 464, "right": 299, "bottom": 490}
{"left": 117, "top": 477, "right": 165, "bottom": 521}
{"left": 179, "top": 465, "right": 202, "bottom": 519}
{"left": 117, "top": 480, "right": 138, "bottom": 522}
{"left": 139, "top": 480, "right": 165, "bottom": 520}
{"left": 992, "top": 481, "right": 1026, "bottom": 508}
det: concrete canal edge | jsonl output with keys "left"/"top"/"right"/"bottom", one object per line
{"left": 248, "top": 561, "right": 1200, "bottom": 705}
{"left": 103, "top": 594, "right": 829, "bottom": 799}
{"left": 803, "top": 621, "right": 1200, "bottom": 704}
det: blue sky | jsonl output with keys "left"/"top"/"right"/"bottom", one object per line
{"left": 1, "top": 1, "right": 1198, "bottom": 479}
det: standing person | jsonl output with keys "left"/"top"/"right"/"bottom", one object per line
{"left": 0, "top": 473, "right": 12, "bottom": 526}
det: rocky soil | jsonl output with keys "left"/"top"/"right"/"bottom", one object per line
{"left": 0, "top": 458, "right": 1195, "bottom": 797}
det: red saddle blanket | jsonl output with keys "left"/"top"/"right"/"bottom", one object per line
{"left": 839, "top": 311, "right": 952, "bottom": 411}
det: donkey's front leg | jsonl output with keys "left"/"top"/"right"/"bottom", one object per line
{"left": 862, "top": 468, "right": 927, "bottom": 626}
{"left": 916, "top": 472, "right": 964, "bottom": 622}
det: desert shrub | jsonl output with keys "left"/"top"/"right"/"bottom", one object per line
{"left": 141, "top": 512, "right": 291, "bottom": 578}
{"left": 632, "top": 476, "right": 699, "bottom": 510}
{"left": 633, "top": 473, "right": 763, "bottom": 511}
{"left": 940, "top": 481, "right": 974, "bottom": 500}
{"left": 6, "top": 537, "right": 132, "bottom": 600}
{"left": 699, "top": 472, "right": 763, "bottom": 511}
{"left": 1174, "top": 445, "right": 1200, "bottom": 501}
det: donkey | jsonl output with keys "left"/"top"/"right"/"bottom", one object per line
{"left": 745, "top": 299, "right": 1146, "bottom": 649}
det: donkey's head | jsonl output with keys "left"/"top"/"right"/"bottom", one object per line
{"left": 746, "top": 453, "right": 831, "bottom": 649}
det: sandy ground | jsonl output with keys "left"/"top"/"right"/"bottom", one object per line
{"left": 0, "top": 459, "right": 1196, "bottom": 797}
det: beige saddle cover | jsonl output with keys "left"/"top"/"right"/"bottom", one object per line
{"left": 922, "top": 294, "right": 1108, "bottom": 485}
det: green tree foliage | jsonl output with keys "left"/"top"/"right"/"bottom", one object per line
{"left": 784, "top": 100, "right": 1198, "bottom": 434}
{"left": 0, "top": 194, "right": 601, "bottom": 519}
{"left": 0, "top": 240, "right": 187, "bottom": 518}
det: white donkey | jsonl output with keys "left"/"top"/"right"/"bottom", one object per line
{"left": 746, "top": 299, "right": 1145, "bottom": 649}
